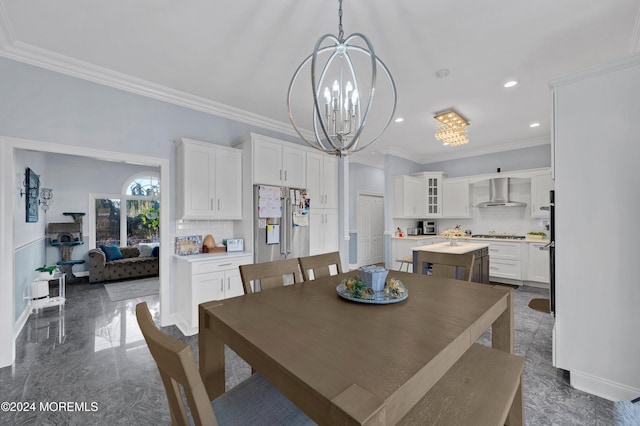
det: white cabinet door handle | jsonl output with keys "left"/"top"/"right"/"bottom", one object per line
{"left": 227, "top": 277, "right": 231, "bottom": 290}
{"left": 220, "top": 278, "right": 224, "bottom": 292}
{"left": 284, "top": 170, "right": 288, "bottom": 181}
{"left": 217, "top": 198, "right": 220, "bottom": 211}
{"left": 280, "top": 170, "right": 283, "bottom": 180}
{"left": 211, "top": 199, "right": 214, "bottom": 210}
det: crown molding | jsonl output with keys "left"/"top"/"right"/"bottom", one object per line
{"left": 549, "top": 50, "right": 640, "bottom": 88}
{"left": 0, "top": 39, "right": 311, "bottom": 139}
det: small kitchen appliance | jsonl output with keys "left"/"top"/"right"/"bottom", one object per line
{"left": 406, "top": 227, "right": 421, "bottom": 236}
{"left": 421, "top": 220, "right": 437, "bottom": 235}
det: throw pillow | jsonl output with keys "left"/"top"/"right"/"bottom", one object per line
{"left": 100, "top": 244, "right": 123, "bottom": 262}
{"left": 152, "top": 246, "right": 159, "bottom": 257}
{"left": 138, "top": 244, "right": 153, "bottom": 257}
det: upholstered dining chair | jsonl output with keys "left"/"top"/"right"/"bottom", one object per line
{"left": 298, "top": 251, "right": 343, "bottom": 281}
{"left": 239, "top": 258, "right": 303, "bottom": 294}
{"left": 415, "top": 251, "right": 475, "bottom": 282}
{"left": 135, "top": 302, "right": 314, "bottom": 426}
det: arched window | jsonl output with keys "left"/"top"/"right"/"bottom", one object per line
{"left": 123, "top": 173, "right": 160, "bottom": 197}
{"left": 93, "top": 172, "right": 161, "bottom": 248}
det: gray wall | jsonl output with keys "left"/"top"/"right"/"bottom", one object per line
{"left": 421, "top": 144, "right": 551, "bottom": 177}
{"left": 0, "top": 57, "right": 303, "bottom": 223}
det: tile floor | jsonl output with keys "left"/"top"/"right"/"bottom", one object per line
{"left": 0, "top": 281, "right": 618, "bottom": 425}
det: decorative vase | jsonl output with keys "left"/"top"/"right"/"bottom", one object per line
{"left": 449, "top": 237, "right": 458, "bottom": 246}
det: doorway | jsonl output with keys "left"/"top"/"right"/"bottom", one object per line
{"left": 0, "top": 136, "right": 170, "bottom": 368}
{"left": 357, "top": 193, "right": 384, "bottom": 266}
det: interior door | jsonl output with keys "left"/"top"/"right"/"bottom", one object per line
{"left": 357, "top": 193, "right": 384, "bottom": 266}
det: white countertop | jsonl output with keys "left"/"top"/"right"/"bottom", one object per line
{"left": 411, "top": 241, "right": 489, "bottom": 254}
{"left": 393, "top": 235, "right": 549, "bottom": 244}
{"left": 173, "top": 251, "right": 252, "bottom": 262}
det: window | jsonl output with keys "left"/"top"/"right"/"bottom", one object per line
{"left": 92, "top": 173, "right": 160, "bottom": 248}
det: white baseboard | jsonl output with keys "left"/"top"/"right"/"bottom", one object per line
{"left": 571, "top": 370, "right": 640, "bottom": 402}
{"left": 14, "top": 303, "right": 32, "bottom": 338}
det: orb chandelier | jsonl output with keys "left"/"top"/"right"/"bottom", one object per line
{"left": 287, "top": 0, "right": 397, "bottom": 157}
{"left": 434, "top": 109, "right": 469, "bottom": 147}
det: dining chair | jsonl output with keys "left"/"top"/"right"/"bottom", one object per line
{"left": 415, "top": 251, "right": 475, "bottom": 281}
{"left": 135, "top": 302, "right": 314, "bottom": 426}
{"left": 298, "top": 251, "right": 343, "bottom": 281}
{"left": 239, "top": 258, "right": 303, "bottom": 294}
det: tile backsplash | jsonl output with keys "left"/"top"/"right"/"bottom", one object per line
{"left": 396, "top": 206, "right": 549, "bottom": 237}
{"left": 172, "top": 219, "right": 235, "bottom": 252}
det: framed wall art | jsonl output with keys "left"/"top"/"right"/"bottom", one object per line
{"left": 25, "top": 167, "right": 40, "bottom": 223}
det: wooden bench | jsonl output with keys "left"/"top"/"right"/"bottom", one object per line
{"left": 398, "top": 343, "right": 525, "bottom": 426}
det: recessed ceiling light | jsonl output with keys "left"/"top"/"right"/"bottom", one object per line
{"left": 394, "top": 117, "right": 404, "bottom": 123}
{"left": 435, "top": 69, "right": 450, "bottom": 78}
{"left": 529, "top": 122, "right": 540, "bottom": 128}
{"left": 503, "top": 80, "right": 518, "bottom": 88}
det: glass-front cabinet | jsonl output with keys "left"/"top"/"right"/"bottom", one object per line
{"left": 415, "top": 172, "right": 444, "bottom": 218}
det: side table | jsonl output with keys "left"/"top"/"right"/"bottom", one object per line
{"left": 31, "top": 272, "right": 66, "bottom": 313}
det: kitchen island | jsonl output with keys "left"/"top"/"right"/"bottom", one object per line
{"left": 412, "top": 241, "right": 490, "bottom": 284}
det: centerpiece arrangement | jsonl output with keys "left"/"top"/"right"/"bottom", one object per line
{"left": 336, "top": 265, "right": 408, "bottom": 304}
{"left": 441, "top": 228, "right": 465, "bottom": 245}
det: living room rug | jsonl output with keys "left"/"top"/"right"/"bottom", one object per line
{"left": 104, "top": 277, "right": 159, "bottom": 302}
{"left": 528, "top": 298, "right": 551, "bottom": 313}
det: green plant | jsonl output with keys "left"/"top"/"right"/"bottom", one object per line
{"left": 35, "top": 264, "right": 57, "bottom": 275}
{"left": 527, "top": 231, "right": 547, "bottom": 236}
{"left": 141, "top": 207, "right": 159, "bottom": 231}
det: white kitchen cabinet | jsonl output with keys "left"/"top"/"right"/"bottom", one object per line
{"left": 488, "top": 241, "right": 522, "bottom": 281}
{"left": 174, "top": 253, "right": 253, "bottom": 336}
{"left": 176, "top": 138, "right": 242, "bottom": 220}
{"left": 306, "top": 152, "right": 338, "bottom": 209}
{"left": 530, "top": 170, "right": 554, "bottom": 218}
{"left": 393, "top": 175, "right": 425, "bottom": 218}
{"left": 253, "top": 135, "right": 306, "bottom": 188}
{"left": 442, "top": 178, "right": 470, "bottom": 218}
{"left": 526, "top": 242, "right": 550, "bottom": 283}
{"left": 411, "top": 172, "right": 444, "bottom": 218}
{"left": 309, "top": 209, "right": 339, "bottom": 255}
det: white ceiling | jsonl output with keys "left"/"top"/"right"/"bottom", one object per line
{"left": 1, "top": 0, "right": 639, "bottom": 168}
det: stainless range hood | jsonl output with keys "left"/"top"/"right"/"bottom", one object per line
{"left": 476, "top": 177, "right": 527, "bottom": 207}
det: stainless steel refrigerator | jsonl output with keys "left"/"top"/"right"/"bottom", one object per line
{"left": 253, "top": 185, "right": 310, "bottom": 263}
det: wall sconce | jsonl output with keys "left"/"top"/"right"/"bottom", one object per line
{"left": 39, "top": 188, "right": 53, "bottom": 213}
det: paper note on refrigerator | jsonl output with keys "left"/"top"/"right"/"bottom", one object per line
{"left": 266, "top": 224, "right": 280, "bottom": 244}
{"left": 292, "top": 212, "right": 309, "bottom": 227}
{"left": 258, "top": 185, "right": 282, "bottom": 218}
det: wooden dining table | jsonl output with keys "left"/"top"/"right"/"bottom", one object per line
{"left": 199, "top": 270, "right": 514, "bottom": 425}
